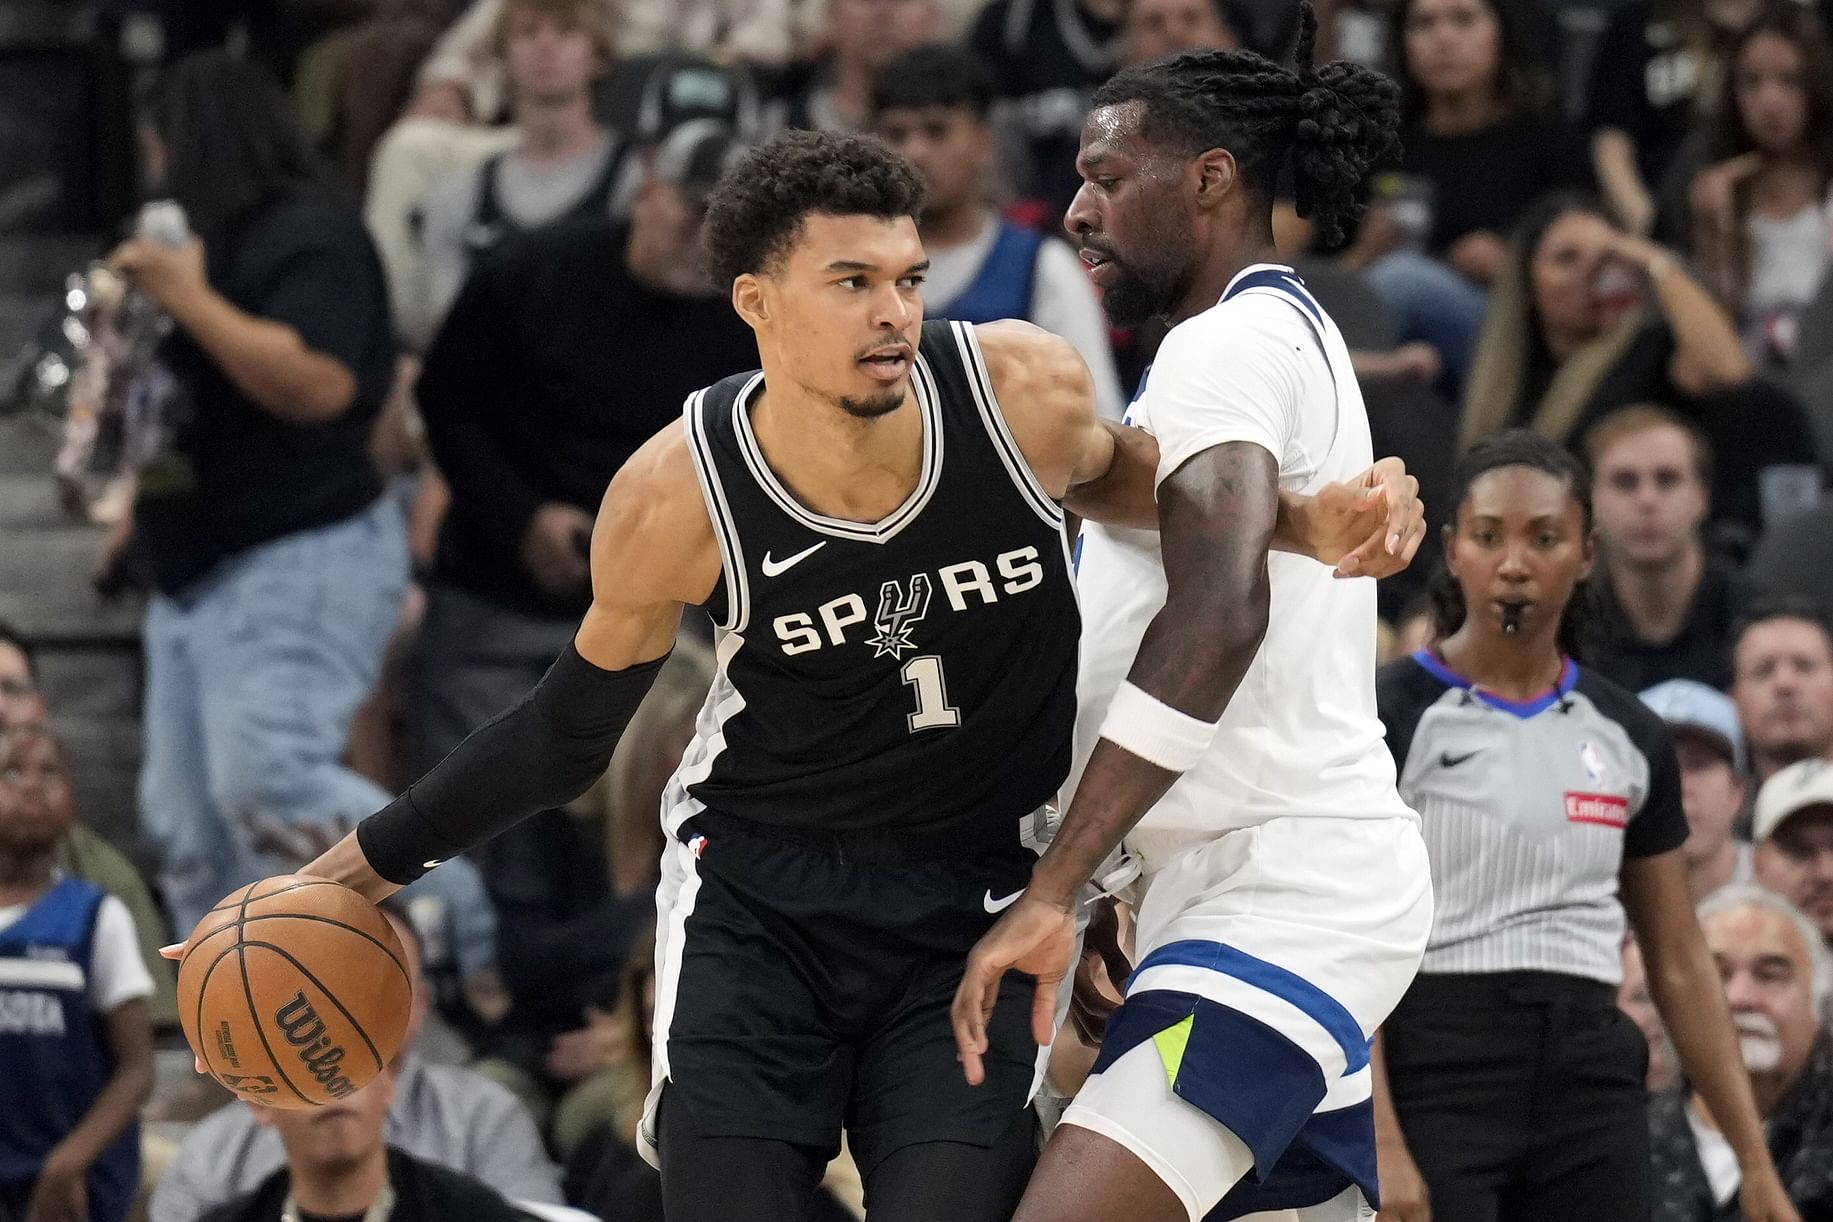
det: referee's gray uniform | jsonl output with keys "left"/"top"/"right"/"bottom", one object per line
{"left": 1376, "top": 650, "right": 1688, "bottom": 1222}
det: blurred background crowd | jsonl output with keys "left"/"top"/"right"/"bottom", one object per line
{"left": 2, "top": 0, "right": 1833, "bottom": 1216}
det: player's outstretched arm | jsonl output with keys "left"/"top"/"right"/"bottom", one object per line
{"left": 270, "top": 425, "right": 716, "bottom": 908}
{"left": 975, "top": 321, "right": 1423, "bottom": 576}
{"left": 953, "top": 441, "right": 1280, "bottom": 1083}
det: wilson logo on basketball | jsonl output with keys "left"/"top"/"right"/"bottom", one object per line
{"left": 274, "top": 993, "right": 358, "bottom": 1098}
{"left": 1565, "top": 792, "right": 1630, "bottom": 828}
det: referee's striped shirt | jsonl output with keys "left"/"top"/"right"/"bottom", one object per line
{"left": 1376, "top": 651, "right": 1689, "bottom": 985}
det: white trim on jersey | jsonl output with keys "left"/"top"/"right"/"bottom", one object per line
{"left": 0, "top": 958, "right": 86, "bottom": 991}
{"left": 682, "top": 389, "right": 752, "bottom": 634}
{"left": 731, "top": 361, "right": 946, "bottom": 544}
{"left": 647, "top": 627, "right": 750, "bottom": 1154}
{"left": 953, "top": 321, "right": 1066, "bottom": 529}
{"left": 660, "top": 628, "right": 750, "bottom": 840}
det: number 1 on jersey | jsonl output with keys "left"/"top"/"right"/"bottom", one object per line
{"left": 901, "top": 655, "right": 960, "bottom": 732}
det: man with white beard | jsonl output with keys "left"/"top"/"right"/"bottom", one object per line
{"left": 1648, "top": 885, "right": 1833, "bottom": 1220}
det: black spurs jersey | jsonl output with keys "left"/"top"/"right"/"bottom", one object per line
{"left": 667, "top": 319, "right": 1080, "bottom": 849}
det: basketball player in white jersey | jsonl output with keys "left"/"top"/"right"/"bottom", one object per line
{"left": 954, "top": 8, "right": 1434, "bottom": 1221}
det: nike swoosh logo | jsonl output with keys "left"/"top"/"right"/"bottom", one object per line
{"left": 761, "top": 541, "right": 826, "bottom": 577}
{"left": 422, "top": 859, "right": 444, "bottom": 870}
{"left": 1439, "top": 751, "right": 1480, "bottom": 768}
{"left": 984, "top": 889, "right": 1024, "bottom": 913}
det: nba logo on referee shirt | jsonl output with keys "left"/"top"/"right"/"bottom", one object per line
{"left": 689, "top": 835, "right": 707, "bottom": 859}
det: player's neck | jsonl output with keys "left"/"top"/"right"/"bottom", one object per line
{"left": 1436, "top": 627, "right": 1565, "bottom": 703}
{"left": 749, "top": 379, "right": 926, "bottom": 522}
{"left": 291, "top": 1150, "right": 389, "bottom": 1218}
{"left": 1167, "top": 234, "right": 1280, "bottom": 327}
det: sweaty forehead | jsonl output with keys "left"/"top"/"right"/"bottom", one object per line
{"left": 1077, "top": 102, "right": 1152, "bottom": 168}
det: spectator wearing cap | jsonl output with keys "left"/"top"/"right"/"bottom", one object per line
{"left": 868, "top": 46, "right": 1124, "bottom": 419}
{"left": 409, "top": 123, "right": 758, "bottom": 1117}
{"left": 405, "top": 0, "right": 618, "bottom": 350}
{"left": 1732, "top": 598, "right": 1833, "bottom": 788}
{"left": 1649, "top": 885, "right": 1833, "bottom": 1220}
{"left": 1754, "top": 760, "right": 1833, "bottom": 947}
{"left": 1589, "top": 408, "right": 1749, "bottom": 693}
{"left": 1643, "top": 679, "right": 1754, "bottom": 900}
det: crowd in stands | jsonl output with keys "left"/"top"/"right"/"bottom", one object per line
{"left": 6, "top": 0, "right": 1833, "bottom": 1216}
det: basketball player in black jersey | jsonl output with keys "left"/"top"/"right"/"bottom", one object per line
{"left": 167, "top": 129, "right": 1422, "bottom": 1220}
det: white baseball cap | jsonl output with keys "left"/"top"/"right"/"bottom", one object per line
{"left": 1754, "top": 758, "right": 1833, "bottom": 843}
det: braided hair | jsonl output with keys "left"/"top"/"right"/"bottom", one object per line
{"left": 1088, "top": 0, "right": 1400, "bottom": 245}
{"left": 1427, "top": 430, "right": 1601, "bottom": 661}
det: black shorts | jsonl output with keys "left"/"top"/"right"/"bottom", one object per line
{"left": 648, "top": 810, "right": 1045, "bottom": 1176}
{"left": 1383, "top": 971, "right": 1651, "bottom": 1222}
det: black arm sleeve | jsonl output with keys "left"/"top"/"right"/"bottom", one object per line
{"left": 357, "top": 644, "right": 669, "bottom": 884}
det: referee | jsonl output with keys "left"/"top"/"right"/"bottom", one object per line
{"left": 1371, "top": 432, "right": 1794, "bottom": 1222}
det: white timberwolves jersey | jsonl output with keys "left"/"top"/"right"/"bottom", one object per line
{"left": 1072, "top": 265, "right": 1413, "bottom": 869}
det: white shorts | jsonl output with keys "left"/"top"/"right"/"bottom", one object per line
{"left": 1062, "top": 815, "right": 1431, "bottom": 1221}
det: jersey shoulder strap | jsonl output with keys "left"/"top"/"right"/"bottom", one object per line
{"left": 927, "top": 319, "right": 1064, "bottom": 529}
{"left": 680, "top": 370, "right": 761, "bottom": 634}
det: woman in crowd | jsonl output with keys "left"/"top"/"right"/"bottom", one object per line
{"left": 1588, "top": 0, "right": 1768, "bottom": 237}
{"left": 1342, "top": 0, "right": 1586, "bottom": 390}
{"left": 1689, "top": 4, "right": 1833, "bottom": 372}
{"left": 1460, "top": 192, "right": 1819, "bottom": 536}
{"left": 1377, "top": 0, "right": 1589, "bottom": 285}
{"left": 108, "top": 51, "right": 413, "bottom": 935}
{"left": 1371, "top": 431, "right": 1797, "bottom": 1222}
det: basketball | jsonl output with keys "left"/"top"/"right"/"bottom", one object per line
{"left": 176, "top": 875, "right": 412, "bottom": 1110}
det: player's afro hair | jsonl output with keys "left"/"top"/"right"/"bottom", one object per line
{"left": 703, "top": 129, "right": 926, "bottom": 288}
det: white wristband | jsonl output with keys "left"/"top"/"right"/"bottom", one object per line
{"left": 1098, "top": 681, "right": 1218, "bottom": 772}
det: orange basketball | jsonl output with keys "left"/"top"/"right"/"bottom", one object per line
{"left": 177, "top": 875, "right": 412, "bottom": 1110}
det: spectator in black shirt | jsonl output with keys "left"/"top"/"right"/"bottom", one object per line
{"left": 1343, "top": 0, "right": 1584, "bottom": 391}
{"left": 109, "top": 53, "right": 415, "bottom": 936}
{"left": 1460, "top": 193, "right": 1821, "bottom": 541}
{"left": 1587, "top": 0, "right": 1769, "bottom": 237}
{"left": 1586, "top": 406, "right": 1750, "bottom": 691}
{"left": 199, "top": 1067, "right": 534, "bottom": 1222}
{"left": 409, "top": 122, "right": 757, "bottom": 1084}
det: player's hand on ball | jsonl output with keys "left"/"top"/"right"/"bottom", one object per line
{"left": 27, "top": 1145, "right": 88, "bottom": 1222}
{"left": 953, "top": 893, "right": 1077, "bottom": 1086}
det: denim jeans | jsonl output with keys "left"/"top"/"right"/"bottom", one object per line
{"left": 1365, "top": 250, "right": 1490, "bottom": 393}
{"left": 138, "top": 496, "right": 493, "bottom": 961}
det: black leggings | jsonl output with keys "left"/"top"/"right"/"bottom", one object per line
{"left": 1384, "top": 972, "right": 1652, "bottom": 1222}
{"left": 659, "top": 1089, "right": 1039, "bottom": 1222}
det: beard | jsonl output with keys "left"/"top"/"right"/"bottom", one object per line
{"left": 1735, "top": 1011, "right": 1785, "bottom": 1072}
{"left": 838, "top": 390, "right": 905, "bottom": 419}
{"left": 1099, "top": 258, "right": 1182, "bottom": 329}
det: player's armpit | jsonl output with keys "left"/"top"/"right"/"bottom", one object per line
{"left": 972, "top": 319, "right": 1105, "bottom": 500}
{"left": 576, "top": 420, "right": 723, "bottom": 670}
